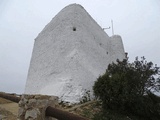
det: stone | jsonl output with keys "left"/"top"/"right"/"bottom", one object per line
{"left": 0, "top": 115, "right": 7, "bottom": 119}
{"left": 19, "top": 97, "right": 28, "bottom": 107}
{"left": 18, "top": 95, "right": 59, "bottom": 120}
{"left": 18, "top": 107, "right": 24, "bottom": 117}
{"left": 25, "top": 109, "right": 40, "bottom": 120}
{"left": 49, "top": 96, "right": 59, "bottom": 101}
{"left": 28, "top": 99, "right": 36, "bottom": 108}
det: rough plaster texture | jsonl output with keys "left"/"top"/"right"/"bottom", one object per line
{"left": 25, "top": 4, "right": 125, "bottom": 103}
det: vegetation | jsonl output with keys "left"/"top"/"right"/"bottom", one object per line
{"left": 93, "top": 57, "right": 160, "bottom": 120}
{"left": 80, "top": 90, "right": 91, "bottom": 104}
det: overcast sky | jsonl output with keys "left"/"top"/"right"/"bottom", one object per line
{"left": 0, "top": 0, "right": 160, "bottom": 94}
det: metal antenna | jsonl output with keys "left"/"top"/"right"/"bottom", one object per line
{"left": 111, "top": 20, "right": 114, "bottom": 35}
{"left": 103, "top": 27, "right": 110, "bottom": 30}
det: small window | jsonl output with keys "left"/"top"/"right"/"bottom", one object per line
{"left": 73, "top": 27, "right": 76, "bottom": 31}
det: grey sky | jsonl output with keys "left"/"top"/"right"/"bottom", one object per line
{"left": 0, "top": 0, "right": 160, "bottom": 94}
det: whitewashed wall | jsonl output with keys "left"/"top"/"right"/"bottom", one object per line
{"left": 25, "top": 4, "right": 125, "bottom": 103}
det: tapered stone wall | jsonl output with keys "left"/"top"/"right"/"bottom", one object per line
{"left": 25, "top": 4, "right": 125, "bottom": 103}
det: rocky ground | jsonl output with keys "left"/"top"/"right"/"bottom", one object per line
{"left": 0, "top": 96, "right": 101, "bottom": 120}
{"left": 0, "top": 98, "right": 18, "bottom": 120}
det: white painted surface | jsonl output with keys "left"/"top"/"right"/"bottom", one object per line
{"left": 25, "top": 4, "right": 125, "bottom": 103}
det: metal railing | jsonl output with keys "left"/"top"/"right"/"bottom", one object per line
{"left": 0, "top": 92, "right": 20, "bottom": 103}
{"left": 0, "top": 92, "right": 88, "bottom": 120}
{"left": 46, "top": 106, "right": 87, "bottom": 120}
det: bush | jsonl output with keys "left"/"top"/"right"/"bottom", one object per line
{"left": 93, "top": 57, "right": 160, "bottom": 119}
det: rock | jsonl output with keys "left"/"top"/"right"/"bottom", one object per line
{"left": 0, "top": 114, "right": 7, "bottom": 119}
{"left": 18, "top": 107, "right": 24, "bottom": 117}
{"left": 28, "top": 99, "right": 36, "bottom": 108}
{"left": 25, "top": 109, "right": 40, "bottom": 120}
{"left": 18, "top": 94, "right": 59, "bottom": 120}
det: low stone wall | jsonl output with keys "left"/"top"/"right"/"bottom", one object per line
{"left": 18, "top": 94, "right": 59, "bottom": 120}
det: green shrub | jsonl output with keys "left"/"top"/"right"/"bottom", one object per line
{"left": 93, "top": 57, "right": 160, "bottom": 119}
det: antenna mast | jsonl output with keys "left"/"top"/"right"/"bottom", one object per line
{"left": 111, "top": 20, "right": 114, "bottom": 35}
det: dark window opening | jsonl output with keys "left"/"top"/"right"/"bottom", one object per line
{"left": 73, "top": 27, "right": 76, "bottom": 31}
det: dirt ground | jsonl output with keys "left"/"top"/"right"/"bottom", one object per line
{"left": 0, "top": 98, "right": 18, "bottom": 120}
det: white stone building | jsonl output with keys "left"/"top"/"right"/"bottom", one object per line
{"left": 25, "top": 4, "right": 125, "bottom": 103}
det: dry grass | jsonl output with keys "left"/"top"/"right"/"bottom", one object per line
{"left": 0, "top": 97, "right": 18, "bottom": 120}
{"left": 0, "top": 97, "right": 12, "bottom": 104}
{"left": 0, "top": 107, "right": 17, "bottom": 120}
